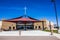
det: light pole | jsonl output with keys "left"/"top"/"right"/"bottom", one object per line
{"left": 51, "top": 0, "right": 59, "bottom": 33}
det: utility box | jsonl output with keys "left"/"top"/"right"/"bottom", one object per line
{"left": 58, "top": 28, "right": 60, "bottom": 33}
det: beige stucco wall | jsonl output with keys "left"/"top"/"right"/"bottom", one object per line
{"left": 0, "top": 21, "right": 2, "bottom": 29}
{"left": 1, "top": 21, "right": 16, "bottom": 30}
{"left": 34, "top": 22, "right": 42, "bottom": 30}
{"left": 34, "top": 21, "right": 49, "bottom": 30}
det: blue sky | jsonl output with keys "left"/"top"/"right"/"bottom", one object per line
{"left": 0, "top": 0, "right": 60, "bottom": 26}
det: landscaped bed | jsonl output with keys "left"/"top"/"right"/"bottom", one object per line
{"left": 44, "top": 30, "right": 58, "bottom": 33}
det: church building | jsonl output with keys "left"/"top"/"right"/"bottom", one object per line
{"left": 1, "top": 15, "right": 54, "bottom": 31}
{"left": 0, "top": 7, "right": 54, "bottom": 31}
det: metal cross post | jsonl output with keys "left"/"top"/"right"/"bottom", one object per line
{"left": 24, "top": 6, "right": 27, "bottom": 30}
{"left": 24, "top": 6, "right": 27, "bottom": 17}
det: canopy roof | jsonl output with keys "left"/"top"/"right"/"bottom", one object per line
{"left": 6, "top": 15, "right": 39, "bottom": 22}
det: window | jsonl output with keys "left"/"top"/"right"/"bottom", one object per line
{"left": 13, "top": 27, "right": 15, "bottom": 30}
{"left": 39, "top": 26, "right": 41, "bottom": 28}
{"left": 9, "top": 27, "right": 11, "bottom": 30}
{"left": 35, "top": 26, "right": 37, "bottom": 29}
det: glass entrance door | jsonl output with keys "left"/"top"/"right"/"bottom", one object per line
{"left": 16, "top": 25, "right": 34, "bottom": 30}
{"left": 16, "top": 22, "right": 34, "bottom": 30}
{"left": 16, "top": 25, "right": 24, "bottom": 30}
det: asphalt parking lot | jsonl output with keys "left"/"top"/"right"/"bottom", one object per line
{"left": 0, "top": 36, "right": 59, "bottom": 40}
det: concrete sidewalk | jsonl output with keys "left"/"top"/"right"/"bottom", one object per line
{"left": 53, "top": 33, "right": 60, "bottom": 39}
{"left": 0, "top": 31, "right": 19, "bottom": 36}
{"left": 21, "top": 30, "right": 60, "bottom": 39}
{"left": 21, "top": 30, "right": 51, "bottom": 36}
{"left": 0, "top": 30, "right": 60, "bottom": 39}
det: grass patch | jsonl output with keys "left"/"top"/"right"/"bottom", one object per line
{"left": 44, "top": 30, "right": 58, "bottom": 33}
